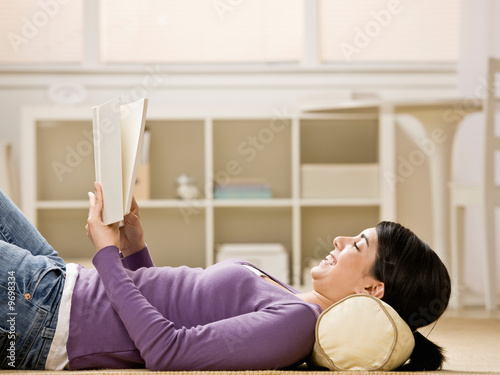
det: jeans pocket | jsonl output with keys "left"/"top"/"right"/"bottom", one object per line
{"left": 28, "top": 266, "right": 65, "bottom": 311}
{"left": 0, "top": 325, "right": 18, "bottom": 369}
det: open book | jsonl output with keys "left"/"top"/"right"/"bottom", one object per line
{"left": 92, "top": 97, "right": 148, "bottom": 225}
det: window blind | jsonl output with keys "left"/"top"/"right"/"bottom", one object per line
{"left": 320, "top": 0, "right": 461, "bottom": 63}
{"left": 99, "top": 0, "right": 303, "bottom": 64}
{"left": 0, "top": 0, "right": 83, "bottom": 63}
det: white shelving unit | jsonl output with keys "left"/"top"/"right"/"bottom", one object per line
{"left": 21, "top": 106, "right": 393, "bottom": 287}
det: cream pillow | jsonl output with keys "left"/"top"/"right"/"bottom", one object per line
{"left": 309, "top": 294, "right": 415, "bottom": 371}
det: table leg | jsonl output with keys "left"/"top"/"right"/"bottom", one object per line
{"left": 379, "top": 103, "right": 397, "bottom": 221}
{"left": 397, "top": 108, "right": 463, "bottom": 268}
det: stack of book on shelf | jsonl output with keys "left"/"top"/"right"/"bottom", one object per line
{"left": 214, "top": 177, "right": 272, "bottom": 199}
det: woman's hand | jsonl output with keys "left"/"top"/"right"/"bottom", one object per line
{"left": 86, "top": 182, "right": 120, "bottom": 252}
{"left": 120, "top": 196, "right": 146, "bottom": 257}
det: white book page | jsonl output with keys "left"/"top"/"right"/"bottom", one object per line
{"left": 120, "top": 98, "right": 148, "bottom": 215}
{"left": 92, "top": 97, "right": 124, "bottom": 225}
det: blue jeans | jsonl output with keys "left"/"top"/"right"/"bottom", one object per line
{"left": 0, "top": 189, "right": 66, "bottom": 370}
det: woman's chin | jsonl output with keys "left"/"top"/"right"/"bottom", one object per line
{"left": 311, "top": 261, "right": 330, "bottom": 278}
{"left": 311, "top": 263, "right": 324, "bottom": 274}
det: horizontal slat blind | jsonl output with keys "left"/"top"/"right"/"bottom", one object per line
{"left": 320, "top": 0, "right": 461, "bottom": 62}
{"left": 0, "top": 0, "right": 83, "bottom": 63}
{"left": 99, "top": 0, "right": 303, "bottom": 63}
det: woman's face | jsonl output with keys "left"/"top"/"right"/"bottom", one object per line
{"left": 310, "top": 227, "right": 384, "bottom": 303}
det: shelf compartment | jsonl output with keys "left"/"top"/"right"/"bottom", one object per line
{"left": 140, "top": 207, "right": 206, "bottom": 268}
{"left": 213, "top": 119, "right": 292, "bottom": 199}
{"left": 214, "top": 207, "right": 293, "bottom": 275}
{"left": 147, "top": 120, "right": 205, "bottom": 200}
{"left": 36, "top": 120, "right": 94, "bottom": 201}
{"left": 37, "top": 208, "right": 91, "bottom": 261}
{"left": 300, "top": 118, "right": 378, "bottom": 164}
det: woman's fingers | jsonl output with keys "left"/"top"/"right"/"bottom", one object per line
{"left": 94, "top": 182, "right": 104, "bottom": 214}
{"left": 124, "top": 211, "right": 137, "bottom": 224}
{"left": 88, "top": 191, "right": 96, "bottom": 218}
{"left": 130, "top": 196, "right": 140, "bottom": 216}
{"left": 88, "top": 182, "right": 104, "bottom": 220}
{"left": 86, "top": 182, "right": 121, "bottom": 251}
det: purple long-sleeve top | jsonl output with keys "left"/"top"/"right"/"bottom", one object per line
{"left": 66, "top": 246, "right": 322, "bottom": 370}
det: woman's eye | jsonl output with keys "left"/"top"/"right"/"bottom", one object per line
{"left": 353, "top": 242, "right": 359, "bottom": 251}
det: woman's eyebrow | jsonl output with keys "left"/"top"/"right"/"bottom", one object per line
{"left": 361, "top": 233, "right": 369, "bottom": 247}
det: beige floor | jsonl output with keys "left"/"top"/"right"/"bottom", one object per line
{"left": 424, "top": 308, "right": 500, "bottom": 374}
{"left": 1, "top": 308, "right": 499, "bottom": 374}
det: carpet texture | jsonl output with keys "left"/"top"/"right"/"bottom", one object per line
{"left": 1, "top": 316, "right": 498, "bottom": 374}
{"left": 427, "top": 316, "right": 500, "bottom": 373}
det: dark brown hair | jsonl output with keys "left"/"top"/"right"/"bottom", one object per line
{"left": 372, "top": 221, "right": 451, "bottom": 371}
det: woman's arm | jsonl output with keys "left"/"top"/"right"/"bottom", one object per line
{"left": 120, "top": 245, "right": 155, "bottom": 270}
{"left": 119, "top": 196, "right": 146, "bottom": 258}
{"left": 93, "top": 246, "right": 317, "bottom": 370}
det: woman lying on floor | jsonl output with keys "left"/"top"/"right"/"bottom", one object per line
{"left": 0, "top": 183, "right": 450, "bottom": 371}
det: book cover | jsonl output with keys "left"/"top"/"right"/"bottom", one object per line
{"left": 92, "top": 97, "right": 148, "bottom": 225}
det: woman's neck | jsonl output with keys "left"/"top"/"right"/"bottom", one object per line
{"left": 296, "top": 291, "right": 335, "bottom": 311}
{"left": 260, "top": 276, "right": 335, "bottom": 311}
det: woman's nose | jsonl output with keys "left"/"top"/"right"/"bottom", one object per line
{"left": 333, "top": 236, "right": 346, "bottom": 251}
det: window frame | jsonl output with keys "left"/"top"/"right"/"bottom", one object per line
{"left": 0, "top": 0, "right": 457, "bottom": 74}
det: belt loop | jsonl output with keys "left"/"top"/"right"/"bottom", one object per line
{"left": 41, "top": 327, "right": 56, "bottom": 339}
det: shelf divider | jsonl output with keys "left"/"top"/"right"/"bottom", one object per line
{"left": 205, "top": 117, "right": 215, "bottom": 266}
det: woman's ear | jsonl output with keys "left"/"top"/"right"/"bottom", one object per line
{"left": 357, "top": 280, "right": 385, "bottom": 298}
{"left": 366, "top": 282, "right": 384, "bottom": 299}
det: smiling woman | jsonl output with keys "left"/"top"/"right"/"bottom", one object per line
{"left": 0, "top": 184, "right": 450, "bottom": 371}
{"left": 299, "top": 221, "right": 451, "bottom": 370}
